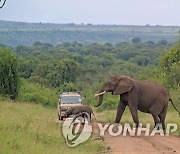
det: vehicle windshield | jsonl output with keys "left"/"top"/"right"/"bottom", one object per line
{"left": 61, "top": 96, "right": 82, "bottom": 104}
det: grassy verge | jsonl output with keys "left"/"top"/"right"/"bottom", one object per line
{"left": 0, "top": 101, "right": 105, "bottom": 154}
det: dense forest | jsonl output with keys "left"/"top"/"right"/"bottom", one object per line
{"left": 0, "top": 20, "right": 180, "bottom": 46}
{"left": 0, "top": 34, "right": 179, "bottom": 110}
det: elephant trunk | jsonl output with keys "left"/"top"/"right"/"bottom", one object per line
{"left": 94, "top": 89, "right": 105, "bottom": 107}
{"left": 95, "top": 94, "right": 104, "bottom": 107}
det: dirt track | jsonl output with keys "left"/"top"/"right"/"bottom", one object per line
{"left": 57, "top": 117, "right": 180, "bottom": 154}
{"left": 92, "top": 122, "right": 180, "bottom": 154}
{"left": 104, "top": 135, "right": 180, "bottom": 154}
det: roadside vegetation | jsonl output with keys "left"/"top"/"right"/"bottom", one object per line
{"left": 19, "top": 80, "right": 58, "bottom": 107}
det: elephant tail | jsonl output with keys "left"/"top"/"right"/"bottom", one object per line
{"left": 169, "top": 99, "right": 180, "bottom": 117}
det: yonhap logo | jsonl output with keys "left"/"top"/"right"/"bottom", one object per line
{"left": 62, "top": 113, "right": 178, "bottom": 147}
{"left": 62, "top": 112, "right": 92, "bottom": 147}
{"left": 0, "top": 0, "right": 7, "bottom": 9}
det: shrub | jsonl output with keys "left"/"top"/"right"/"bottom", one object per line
{"left": 19, "top": 80, "right": 58, "bottom": 107}
{"left": 0, "top": 48, "right": 20, "bottom": 99}
{"left": 160, "top": 40, "right": 180, "bottom": 88}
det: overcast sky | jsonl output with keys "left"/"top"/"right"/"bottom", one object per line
{"left": 0, "top": 0, "right": 180, "bottom": 25}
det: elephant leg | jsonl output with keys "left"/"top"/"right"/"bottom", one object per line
{"left": 115, "top": 100, "right": 126, "bottom": 123}
{"left": 128, "top": 104, "right": 139, "bottom": 127}
{"left": 149, "top": 101, "right": 162, "bottom": 127}
{"left": 89, "top": 113, "right": 91, "bottom": 121}
{"left": 158, "top": 104, "right": 168, "bottom": 130}
{"left": 151, "top": 114, "right": 160, "bottom": 128}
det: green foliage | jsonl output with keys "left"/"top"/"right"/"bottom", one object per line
{"left": 96, "top": 95, "right": 119, "bottom": 112}
{"left": 0, "top": 94, "right": 9, "bottom": 101}
{"left": 110, "top": 60, "right": 142, "bottom": 77}
{"left": 58, "top": 82, "right": 77, "bottom": 93}
{"left": 130, "top": 56, "right": 150, "bottom": 66}
{"left": 11, "top": 40, "right": 169, "bottom": 93}
{"left": 96, "top": 100, "right": 116, "bottom": 112}
{"left": 4, "top": 40, "right": 170, "bottom": 110}
{"left": 0, "top": 48, "right": 20, "bottom": 99}
{"left": 19, "top": 80, "right": 58, "bottom": 107}
{"left": 158, "top": 39, "right": 168, "bottom": 46}
{"left": 58, "top": 58, "right": 81, "bottom": 84}
{"left": 19, "top": 59, "right": 35, "bottom": 79}
{"left": 132, "top": 37, "right": 141, "bottom": 44}
{"left": 0, "top": 33, "right": 177, "bottom": 110}
{"left": 160, "top": 41, "right": 180, "bottom": 88}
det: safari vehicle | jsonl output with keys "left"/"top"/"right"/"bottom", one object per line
{"left": 58, "top": 92, "right": 83, "bottom": 120}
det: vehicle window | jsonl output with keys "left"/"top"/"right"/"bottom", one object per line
{"left": 61, "top": 96, "right": 82, "bottom": 104}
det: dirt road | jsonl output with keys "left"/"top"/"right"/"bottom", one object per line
{"left": 92, "top": 122, "right": 180, "bottom": 154}
{"left": 56, "top": 116, "right": 180, "bottom": 153}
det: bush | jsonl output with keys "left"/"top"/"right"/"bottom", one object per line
{"left": 0, "top": 48, "right": 20, "bottom": 99}
{"left": 58, "top": 82, "right": 77, "bottom": 93}
{"left": 19, "top": 80, "right": 58, "bottom": 107}
{"left": 160, "top": 40, "right": 180, "bottom": 88}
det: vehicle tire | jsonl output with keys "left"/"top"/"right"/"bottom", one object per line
{"left": 60, "top": 116, "right": 64, "bottom": 121}
{"left": 58, "top": 113, "right": 62, "bottom": 121}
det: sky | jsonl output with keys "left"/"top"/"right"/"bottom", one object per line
{"left": 0, "top": 0, "right": 180, "bottom": 25}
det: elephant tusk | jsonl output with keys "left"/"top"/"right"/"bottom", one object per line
{"left": 95, "top": 91, "right": 106, "bottom": 97}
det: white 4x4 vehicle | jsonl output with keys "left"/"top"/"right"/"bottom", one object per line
{"left": 58, "top": 92, "right": 83, "bottom": 120}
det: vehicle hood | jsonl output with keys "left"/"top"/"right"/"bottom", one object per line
{"left": 60, "top": 103, "right": 83, "bottom": 107}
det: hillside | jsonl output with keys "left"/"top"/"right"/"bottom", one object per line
{"left": 0, "top": 20, "right": 179, "bottom": 46}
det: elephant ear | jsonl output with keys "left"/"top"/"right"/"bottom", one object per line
{"left": 113, "top": 77, "right": 134, "bottom": 95}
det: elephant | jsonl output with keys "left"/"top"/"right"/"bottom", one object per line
{"left": 69, "top": 112, "right": 92, "bottom": 128}
{"left": 64, "top": 105, "right": 96, "bottom": 121}
{"left": 95, "top": 75, "right": 180, "bottom": 130}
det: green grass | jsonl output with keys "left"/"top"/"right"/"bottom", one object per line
{"left": 0, "top": 101, "right": 105, "bottom": 154}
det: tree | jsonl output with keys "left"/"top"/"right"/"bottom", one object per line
{"left": 19, "top": 59, "right": 35, "bottom": 79}
{"left": 58, "top": 58, "right": 81, "bottom": 84}
{"left": 160, "top": 40, "right": 180, "bottom": 87}
{"left": 0, "top": 48, "right": 20, "bottom": 99}
{"left": 132, "top": 37, "right": 141, "bottom": 44}
{"left": 145, "top": 41, "right": 155, "bottom": 45}
{"left": 59, "top": 82, "right": 77, "bottom": 92}
{"left": 158, "top": 39, "right": 168, "bottom": 46}
{"left": 33, "top": 41, "right": 43, "bottom": 46}
{"left": 130, "top": 56, "right": 150, "bottom": 66}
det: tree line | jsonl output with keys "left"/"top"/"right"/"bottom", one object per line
{"left": 0, "top": 40, "right": 179, "bottom": 106}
